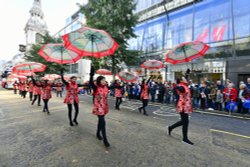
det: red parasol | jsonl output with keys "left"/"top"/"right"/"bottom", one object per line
{"left": 12, "top": 62, "right": 46, "bottom": 73}
{"left": 117, "top": 71, "right": 138, "bottom": 83}
{"left": 141, "top": 59, "right": 164, "bottom": 70}
{"left": 96, "top": 69, "right": 112, "bottom": 75}
{"left": 62, "top": 27, "right": 119, "bottom": 58}
{"left": 165, "top": 41, "right": 210, "bottom": 64}
{"left": 38, "top": 43, "right": 81, "bottom": 64}
{"left": 44, "top": 74, "right": 61, "bottom": 80}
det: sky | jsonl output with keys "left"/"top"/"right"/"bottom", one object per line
{"left": 0, "top": 0, "right": 87, "bottom": 62}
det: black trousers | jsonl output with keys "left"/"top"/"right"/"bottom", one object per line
{"left": 43, "top": 99, "right": 49, "bottom": 112}
{"left": 139, "top": 99, "right": 148, "bottom": 114}
{"left": 67, "top": 101, "right": 79, "bottom": 123}
{"left": 97, "top": 115, "right": 107, "bottom": 141}
{"left": 22, "top": 91, "right": 27, "bottom": 98}
{"left": 32, "top": 95, "right": 41, "bottom": 105}
{"left": 56, "top": 91, "right": 62, "bottom": 97}
{"left": 151, "top": 94, "right": 155, "bottom": 102}
{"left": 14, "top": 89, "right": 17, "bottom": 94}
{"left": 169, "top": 112, "right": 189, "bottom": 140}
{"left": 115, "top": 97, "right": 122, "bottom": 109}
{"left": 29, "top": 92, "right": 33, "bottom": 101}
{"left": 215, "top": 102, "right": 222, "bottom": 111}
{"left": 200, "top": 98, "right": 206, "bottom": 109}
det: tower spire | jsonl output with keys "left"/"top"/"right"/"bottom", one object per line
{"left": 24, "top": 0, "right": 48, "bottom": 47}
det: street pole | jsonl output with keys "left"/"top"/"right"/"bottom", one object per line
{"left": 230, "top": 0, "right": 236, "bottom": 59}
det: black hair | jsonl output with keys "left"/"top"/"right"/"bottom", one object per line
{"left": 96, "top": 76, "right": 105, "bottom": 86}
{"left": 70, "top": 76, "right": 77, "bottom": 80}
{"left": 176, "top": 78, "right": 181, "bottom": 84}
{"left": 142, "top": 79, "right": 146, "bottom": 85}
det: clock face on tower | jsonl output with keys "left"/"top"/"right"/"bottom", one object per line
{"left": 35, "top": 33, "right": 43, "bottom": 43}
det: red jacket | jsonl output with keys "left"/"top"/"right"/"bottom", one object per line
{"left": 64, "top": 82, "right": 79, "bottom": 104}
{"left": 176, "top": 82, "right": 193, "bottom": 114}
{"left": 223, "top": 87, "right": 238, "bottom": 102}
{"left": 93, "top": 85, "right": 109, "bottom": 116}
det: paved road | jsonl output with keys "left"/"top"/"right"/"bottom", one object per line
{"left": 0, "top": 89, "right": 249, "bottom": 167}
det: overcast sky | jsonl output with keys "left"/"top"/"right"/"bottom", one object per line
{"left": 0, "top": 0, "right": 87, "bottom": 61}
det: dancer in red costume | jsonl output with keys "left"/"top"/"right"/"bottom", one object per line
{"left": 167, "top": 73, "right": 194, "bottom": 145}
{"left": 89, "top": 66, "right": 110, "bottom": 147}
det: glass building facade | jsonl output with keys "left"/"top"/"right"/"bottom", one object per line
{"left": 129, "top": 0, "right": 250, "bottom": 83}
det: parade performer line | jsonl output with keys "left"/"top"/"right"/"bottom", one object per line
{"left": 210, "top": 129, "right": 250, "bottom": 139}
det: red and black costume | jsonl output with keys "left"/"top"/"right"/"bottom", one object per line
{"left": 56, "top": 81, "right": 63, "bottom": 97}
{"left": 13, "top": 81, "right": 18, "bottom": 94}
{"left": 89, "top": 67, "right": 110, "bottom": 147}
{"left": 41, "top": 82, "right": 52, "bottom": 114}
{"left": 61, "top": 70, "right": 86, "bottom": 126}
{"left": 31, "top": 79, "right": 42, "bottom": 106}
{"left": 19, "top": 81, "right": 27, "bottom": 98}
{"left": 32, "top": 77, "right": 52, "bottom": 114}
{"left": 114, "top": 80, "right": 124, "bottom": 110}
{"left": 28, "top": 81, "right": 34, "bottom": 101}
{"left": 168, "top": 80, "right": 194, "bottom": 145}
{"left": 138, "top": 77, "right": 151, "bottom": 116}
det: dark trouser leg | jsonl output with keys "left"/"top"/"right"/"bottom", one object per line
{"left": 116, "top": 97, "right": 122, "bottom": 109}
{"left": 43, "top": 99, "right": 49, "bottom": 112}
{"left": 92, "top": 95, "right": 95, "bottom": 104}
{"left": 237, "top": 100, "right": 242, "bottom": 113}
{"left": 98, "top": 115, "right": 109, "bottom": 147}
{"left": 37, "top": 95, "right": 41, "bottom": 106}
{"left": 142, "top": 99, "right": 148, "bottom": 115}
{"left": 169, "top": 112, "right": 189, "bottom": 140}
{"left": 181, "top": 113, "right": 189, "bottom": 140}
{"left": 73, "top": 101, "right": 79, "bottom": 122}
{"left": 56, "top": 91, "right": 59, "bottom": 97}
{"left": 29, "top": 92, "right": 33, "bottom": 101}
{"left": 23, "top": 91, "right": 27, "bottom": 98}
{"left": 115, "top": 97, "right": 119, "bottom": 109}
{"left": 218, "top": 103, "right": 222, "bottom": 111}
{"left": 98, "top": 115, "right": 106, "bottom": 139}
{"left": 96, "top": 116, "right": 102, "bottom": 140}
{"left": 60, "top": 91, "right": 62, "bottom": 97}
{"left": 200, "top": 98, "right": 206, "bottom": 109}
{"left": 67, "top": 104, "right": 73, "bottom": 125}
{"left": 32, "top": 95, "right": 37, "bottom": 105}
{"left": 14, "top": 89, "right": 17, "bottom": 94}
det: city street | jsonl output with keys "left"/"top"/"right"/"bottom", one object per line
{"left": 0, "top": 88, "right": 249, "bottom": 167}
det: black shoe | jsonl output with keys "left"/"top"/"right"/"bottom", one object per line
{"left": 143, "top": 113, "right": 148, "bottom": 116}
{"left": 42, "top": 109, "right": 45, "bottom": 112}
{"left": 73, "top": 120, "right": 78, "bottom": 125}
{"left": 182, "top": 139, "right": 194, "bottom": 145}
{"left": 167, "top": 126, "right": 172, "bottom": 136}
{"left": 69, "top": 122, "right": 74, "bottom": 126}
{"left": 103, "top": 140, "right": 110, "bottom": 147}
{"left": 31, "top": 102, "right": 34, "bottom": 105}
{"left": 47, "top": 111, "right": 50, "bottom": 115}
{"left": 138, "top": 108, "right": 142, "bottom": 113}
{"left": 96, "top": 134, "right": 103, "bottom": 140}
{"left": 38, "top": 104, "right": 41, "bottom": 106}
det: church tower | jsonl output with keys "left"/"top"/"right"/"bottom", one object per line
{"left": 24, "top": 0, "right": 48, "bottom": 48}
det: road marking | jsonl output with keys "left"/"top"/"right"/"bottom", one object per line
{"left": 153, "top": 117, "right": 165, "bottom": 120}
{"left": 210, "top": 129, "right": 250, "bottom": 139}
{"left": 195, "top": 110, "right": 250, "bottom": 120}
